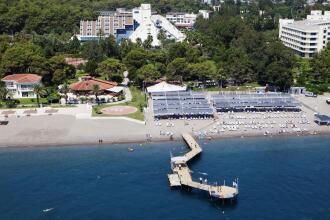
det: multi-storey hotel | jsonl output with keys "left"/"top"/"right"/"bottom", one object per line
{"left": 79, "top": 8, "right": 134, "bottom": 42}
{"left": 166, "top": 12, "right": 197, "bottom": 29}
{"left": 279, "top": 10, "right": 330, "bottom": 58}
{"left": 77, "top": 4, "right": 186, "bottom": 46}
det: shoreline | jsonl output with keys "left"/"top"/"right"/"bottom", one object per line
{"left": 1, "top": 128, "right": 329, "bottom": 149}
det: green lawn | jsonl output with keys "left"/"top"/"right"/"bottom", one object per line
{"left": 0, "top": 98, "right": 49, "bottom": 109}
{"left": 17, "top": 98, "right": 48, "bottom": 105}
{"left": 92, "top": 87, "right": 147, "bottom": 121}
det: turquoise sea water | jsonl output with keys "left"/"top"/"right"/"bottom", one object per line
{"left": 0, "top": 136, "right": 330, "bottom": 220}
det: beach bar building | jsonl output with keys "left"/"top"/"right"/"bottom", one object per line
{"left": 68, "top": 76, "right": 123, "bottom": 103}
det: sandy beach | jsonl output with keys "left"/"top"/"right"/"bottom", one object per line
{"left": 0, "top": 94, "right": 329, "bottom": 147}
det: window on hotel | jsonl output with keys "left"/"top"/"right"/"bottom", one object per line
{"left": 6, "top": 82, "right": 14, "bottom": 87}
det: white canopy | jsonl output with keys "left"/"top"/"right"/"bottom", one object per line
{"left": 106, "top": 86, "right": 124, "bottom": 93}
{"left": 147, "top": 81, "right": 187, "bottom": 93}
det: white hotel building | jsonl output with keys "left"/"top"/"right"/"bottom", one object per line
{"left": 279, "top": 10, "right": 330, "bottom": 58}
{"left": 166, "top": 13, "right": 197, "bottom": 29}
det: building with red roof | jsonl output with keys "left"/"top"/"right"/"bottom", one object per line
{"left": 2, "top": 74, "right": 42, "bottom": 98}
{"left": 70, "top": 76, "right": 119, "bottom": 94}
{"left": 65, "top": 57, "right": 88, "bottom": 68}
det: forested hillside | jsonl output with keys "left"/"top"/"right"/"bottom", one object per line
{"left": 0, "top": 0, "right": 207, "bottom": 34}
{"left": 0, "top": 0, "right": 329, "bottom": 94}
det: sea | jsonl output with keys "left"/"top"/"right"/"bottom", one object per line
{"left": 0, "top": 136, "right": 330, "bottom": 220}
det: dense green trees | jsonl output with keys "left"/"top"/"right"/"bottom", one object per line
{"left": 0, "top": 42, "right": 45, "bottom": 74}
{"left": 0, "top": 0, "right": 208, "bottom": 35}
{"left": 0, "top": 0, "right": 329, "bottom": 94}
{"left": 97, "top": 58, "right": 124, "bottom": 82}
{"left": 310, "top": 45, "right": 330, "bottom": 83}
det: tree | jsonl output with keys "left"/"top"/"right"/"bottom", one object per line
{"left": 43, "top": 55, "right": 75, "bottom": 86}
{"left": 97, "top": 58, "right": 124, "bottom": 82}
{"left": 0, "top": 42, "right": 46, "bottom": 74}
{"left": 92, "top": 84, "right": 100, "bottom": 104}
{"left": 84, "top": 60, "right": 98, "bottom": 76}
{"left": 310, "top": 45, "right": 330, "bottom": 83}
{"left": 100, "top": 35, "right": 120, "bottom": 58}
{"left": 166, "top": 58, "right": 189, "bottom": 80}
{"left": 0, "top": 81, "right": 9, "bottom": 100}
{"left": 264, "top": 62, "right": 293, "bottom": 91}
{"left": 136, "top": 38, "right": 143, "bottom": 47}
{"left": 66, "top": 36, "right": 81, "bottom": 54}
{"left": 224, "top": 48, "right": 254, "bottom": 85}
{"left": 123, "top": 48, "right": 148, "bottom": 80}
{"left": 186, "top": 47, "right": 202, "bottom": 63}
{"left": 33, "top": 84, "right": 45, "bottom": 107}
{"left": 81, "top": 41, "right": 104, "bottom": 62}
{"left": 157, "top": 30, "right": 167, "bottom": 48}
{"left": 187, "top": 60, "right": 217, "bottom": 82}
{"left": 167, "top": 42, "right": 188, "bottom": 62}
{"left": 119, "top": 39, "right": 136, "bottom": 58}
{"left": 60, "top": 83, "right": 70, "bottom": 104}
{"left": 136, "top": 64, "right": 161, "bottom": 87}
{"left": 143, "top": 35, "right": 153, "bottom": 49}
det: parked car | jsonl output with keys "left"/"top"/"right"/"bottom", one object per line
{"left": 326, "top": 98, "right": 330, "bottom": 104}
{"left": 305, "top": 92, "right": 317, "bottom": 97}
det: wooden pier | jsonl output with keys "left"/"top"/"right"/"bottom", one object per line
{"left": 168, "top": 133, "right": 239, "bottom": 200}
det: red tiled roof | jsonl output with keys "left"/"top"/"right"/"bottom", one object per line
{"left": 70, "top": 77, "right": 118, "bottom": 91}
{"left": 2, "top": 74, "right": 42, "bottom": 83}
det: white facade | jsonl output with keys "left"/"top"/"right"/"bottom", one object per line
{"left": 198, "top": 10, "right": 211, "bottom": 19}
{"left": 279, "top": 11, "right": 330, "bottom": 58}
{"left": 130, "top": 4, "right": 186, "bottom": 46}
{"left": 77, "top": 4, "right": 186, "bottom": 46}
{"left": 2, "top": 77, "right": 42, "bottom": 99}
{"left": 166, "top": 13, "right": 197, "bottom": 28}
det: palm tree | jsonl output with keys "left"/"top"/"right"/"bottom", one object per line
{"left": 33, "top": 84, "right": 45, "bottom": 107}
{"left": 0, "top": 82, "right": 9, "bottom": 101}
{"left": 61, "top": 83, "right": 70, "bottom": 104}
{"left": 92, "top": 84, "right": 100, "bottom": 104}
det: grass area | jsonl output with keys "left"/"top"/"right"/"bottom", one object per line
{"left": 17, "top": 98, "right": 48, "bottom": 105}
{"left": 0, "top": 98, "right": 50, "bottom": 109}
{"left": 92, "top": 86, "right": 147, "bottom": 121}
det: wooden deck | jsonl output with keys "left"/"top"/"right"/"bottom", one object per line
{"left": 168, "top": 133, "right": 238, "bottom": 199}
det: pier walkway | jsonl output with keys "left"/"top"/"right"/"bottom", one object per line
{"left": 168, "top": 133, "right": 238, "bottom": 200}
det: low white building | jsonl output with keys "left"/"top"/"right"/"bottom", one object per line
{"left": 198, "top": 10, "right": 211, "bottom": 19}
{"left": 166, "top": 12, "right": 197, "bottom": 29}
{"left": 146, "top": 81, "right": 187, "bottom": 93}
{"left": 2, "top": 74, "right": 42, "bottom": 98}
{"left": 279, "top": 10, "right": 330, "bottom": 58}
{"left": 165, "top": 10, "right": 211, "bottom": 29}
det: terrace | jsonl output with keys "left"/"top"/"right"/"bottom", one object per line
{"left": 211, "top": 92, "right": 301, "bottom": 112}
{"left": 151, "top": 91, "right": 214, "bottom": 119}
